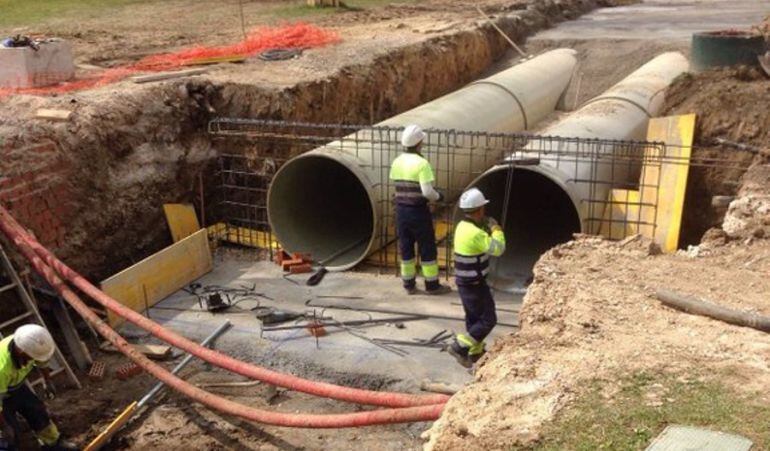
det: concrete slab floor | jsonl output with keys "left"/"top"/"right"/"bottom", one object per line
{"left": 531, "top": 0, "right": 770, "bottom": 42}
{"left": 124, "top": 255, "right": 521, "bottom": 391}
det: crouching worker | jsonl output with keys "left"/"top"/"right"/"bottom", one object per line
{"left": 0, "top": 324, "right": 77, "bottom": 450}
{"left": 448, "top": 188, "right": 506, "bottom": 368}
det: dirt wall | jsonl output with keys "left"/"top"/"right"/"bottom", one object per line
{"left": 0, "top": 0, "right": 601, "bottom": 281}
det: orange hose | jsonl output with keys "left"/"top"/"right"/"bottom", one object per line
{"left": 0, "top": 209, "right": 445, "bottom": 427}
{"left": 0, "top": 206, "right": 449, "bottom": 408}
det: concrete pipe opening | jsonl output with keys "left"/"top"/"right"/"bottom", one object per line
{"left": 468, "top": 168, "right": 581, "bottom": 291}
{"left": 268, "top": 155, "right": 374, "bottom": 269}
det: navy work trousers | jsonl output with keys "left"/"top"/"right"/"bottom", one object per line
{"left": 395, "top": 204, "right": 439, "bottom": 290}
{"left": 457, "top": 281, "right": 497, "bottom": 342}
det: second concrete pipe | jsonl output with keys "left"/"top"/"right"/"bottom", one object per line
{"left": 465, "top": 52, "right": 689, "bottom": 290}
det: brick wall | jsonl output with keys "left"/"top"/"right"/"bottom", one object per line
{"left": 0, "top": 140, "right": 74, "bottom": 249}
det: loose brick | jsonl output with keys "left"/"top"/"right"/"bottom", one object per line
{"left": 274, "top": 249, "right": 291, "bottom": 265}
{"left": 115, "top": 362, "right": 143, "bottom": 380}
{"left": 88, "top": 361, "right": 106, "bottom": 381}
{"left": 281, "top": 258, "right": 303, "bottom": 271}
{"left": 292, "top": 252, "right": 313, "bottom": 263}
{"left": 289, "top": 263, "right": 312, "bottom": 274}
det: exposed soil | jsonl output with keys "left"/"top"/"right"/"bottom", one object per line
{"left": 425, "top": 233, "right": 770, "bottom": 450}
{"left": 663, "top": 67, "right": 769, "bottom": 245}
{"left": 0, "top": 0, "right": 607, "bottom": 282}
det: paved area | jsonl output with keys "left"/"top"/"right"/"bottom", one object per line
{"left": 532, "top": 0, "right": 769, "bottom": 42}
{"left": 129, "top": 258, "right": 521, "bottom": 390}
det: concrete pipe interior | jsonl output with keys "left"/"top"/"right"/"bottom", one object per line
{"left": 268, "top": 155, "right": 374, "bottom": 269}
{"left": 469, "top": 168, "right": 581, "bottom": 291}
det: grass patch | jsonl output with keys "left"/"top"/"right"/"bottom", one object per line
{"left": 529, "top": 371, "right": 770, "bottom": 450}
{"left": 270, "top": 0, "right": 408, "bottom": 20}
{"left": 0, "top": 0, "right": 156, "bottom": 28}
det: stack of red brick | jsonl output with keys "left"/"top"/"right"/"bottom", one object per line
{"left": 274, "top": 249, "right": 313, "bottom": 274}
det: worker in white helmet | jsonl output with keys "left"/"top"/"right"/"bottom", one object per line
{"left": 389, "top": 124, "right": 451, "bottom": 295}
{"left": 0, "top": 324, "right": 77, "bottom": 450}
{"left": 447, "top": 187, "right": 506, "bottom": 368}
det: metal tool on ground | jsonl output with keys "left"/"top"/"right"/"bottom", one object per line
{"left": 85, "top": 321, "right": 232, "bottom": 451}
{"left": 185, "top": 283, "right": 270, "bottom": 312}
{"left": 306, "top": 238, "right": 368, "bottom": 286}
{"left": 373, "top": 329, "right": 453, "bottom": 349}
{"left": 259, "top": 310, "right": 304, "bottom": 325}
{"left": 305, "top": 299, "right": 519, "bottom": 328}
{"left": 261, "top": 315, "right": 425, "bottom": 332}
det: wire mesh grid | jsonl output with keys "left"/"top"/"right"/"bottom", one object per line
{"left": 207, "top": 118, "right": 750, "bottom": 278}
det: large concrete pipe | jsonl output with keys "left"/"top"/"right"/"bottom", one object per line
{"left": 268, "top": 49, "right": 578, "bottom": 270}
{"left": 465, "top": 52, "right": 689, "bottom": 290}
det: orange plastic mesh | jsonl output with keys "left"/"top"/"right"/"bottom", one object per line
{"left": 0, "top": 23, "right": 339, "bottom": 98}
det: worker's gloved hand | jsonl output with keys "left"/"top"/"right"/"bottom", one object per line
{"left": 436, "top": 190, "right": 445, "bottom": 203}
{"left": 485, "top": 217, "right": 499, "bottom": 229}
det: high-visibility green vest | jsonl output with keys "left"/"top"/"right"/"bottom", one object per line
{"left": 0, "top": 335, "right": 36, "bottom": 412}
{"left": 389, "top": 153, "right": 434, "bottom": 206}
{"left": 453, "top": 219, "right": 505, "bottom": 285}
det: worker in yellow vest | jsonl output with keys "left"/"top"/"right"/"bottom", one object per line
{"left": 447, "top": 188, "right": 505, "bottom": 367}
{"left": 389, "top": 124, "right": 451, "bottom": 295}
{"left": 0, "top": 324, "right": 77, "bottom": 451}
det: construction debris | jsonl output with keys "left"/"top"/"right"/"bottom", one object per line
{"left": 115, "top": 362, "right": 143, "bottom": 380}
{"left": 88, "top": 361, "right": 106, "bottom": 381}
{"left": 130, "top": 68, "right": 207, "bottom": 84}
{"left": 35, "top": 108, "right": 72, "bottom": 121}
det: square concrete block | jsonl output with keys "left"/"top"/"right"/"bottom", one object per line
{"left": 0, "top": 39, "right": 75, "bottom": 88}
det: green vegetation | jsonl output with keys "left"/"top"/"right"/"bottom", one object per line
{"left": 0, "top": 0, "right": 152, "bottom": 28}
{"left": 529, "top": 371, "right": 770, "bottom": 450}
{"left": 270, "top": 0, "right": 408, "bottom": 20}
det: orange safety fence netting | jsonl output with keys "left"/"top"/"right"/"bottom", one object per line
{"left": 0, "top": 23, "right": 340, "bottom": 98}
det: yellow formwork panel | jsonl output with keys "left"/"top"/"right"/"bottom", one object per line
{"left": 102, "top": 229, "right": 213, "bottom": 326}
{"left": 641, "top": 114, "right": 696, "bottom": 252}
{"left": 598, "top": 189, "right": 641, "bottom": 240}
{"left": 163, "top": 204, "right": 201, "bottom": 242}
{"left": 207, "top": 223, "right": 277, "bottom": 249}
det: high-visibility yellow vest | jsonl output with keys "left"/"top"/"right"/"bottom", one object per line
{"left": 453, "top": 219, "right": 505, "bottom": 285}
{"left": 389, "top": 152, "right": 434, "bottom": 206}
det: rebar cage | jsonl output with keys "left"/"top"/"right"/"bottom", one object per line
{"left": 206, "top": 118, "right": 749, "bottom": 278}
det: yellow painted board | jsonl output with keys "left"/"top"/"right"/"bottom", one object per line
{"left": 641, "top": 114, "right": 696, "bottom": 252}
{"left": 84, "top": 401, "right": 138, "bottom": 451}
{"left": 207, "top": 223, "right": 277, "bottom": 249}
{"left": 598, "top": 189, "right": 641, "bottom": 240}
{"left": 102, "top": 229, "right": 212, "bottom": 326}
{"left": 163, "top": 204, "right": 200, "bottom": 242}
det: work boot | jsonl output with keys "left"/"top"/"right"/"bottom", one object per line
{"left": 425, "top": 284, "right": 452, "bottom": 296}
{"left": 447, "top": 341, "right": 472, "bottom": 368}
{"left": 405, "top": 286, "right": 419, "bottom": 295}
{"left": 469, "top": 351, "right": 485, "bottom": 364}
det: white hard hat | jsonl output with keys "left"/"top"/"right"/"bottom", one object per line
{"left": 401, "top": 124, "right": 426, "bottom": 147}
{"left": 14, "top": 324, "right": 55, "bottom": 362}
{"left": 459, "top": 187, "right": 490, "bottom": 210}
